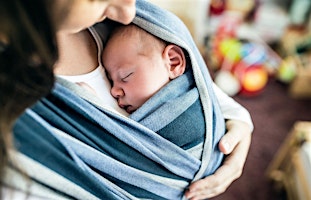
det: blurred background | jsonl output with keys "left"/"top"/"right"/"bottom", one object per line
{"left": 149, "top": 0, "right": 311, "bottom": 199}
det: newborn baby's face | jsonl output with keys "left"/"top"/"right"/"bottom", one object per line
{"left": 103, "top": 33, "right": 171, "bottom": 114}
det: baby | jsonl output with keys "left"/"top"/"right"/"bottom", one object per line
{"left": 102, "top": 24, "right": 211, "bottom": 158}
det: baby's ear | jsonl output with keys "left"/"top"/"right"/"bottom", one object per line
{"left": 163, "top": 44, "right": 186, "bottom": 79}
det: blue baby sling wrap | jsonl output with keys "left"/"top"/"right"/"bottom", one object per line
{"left": 12, "top": 0, "right": 225, "bottom": 199}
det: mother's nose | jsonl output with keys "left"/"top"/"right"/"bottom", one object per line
{"left": 106, "top": 0, "right": 136, "bottom": 25}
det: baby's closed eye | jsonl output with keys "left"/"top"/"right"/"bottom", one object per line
{"left": 121, "top": 72, "right": 133, "bottom": 82}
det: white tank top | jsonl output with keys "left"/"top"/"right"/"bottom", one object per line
{"left": 57, "top": 28, "right": 128, "bottom": 116}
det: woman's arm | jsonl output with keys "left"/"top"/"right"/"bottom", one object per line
{"left": 185, "top": 84, "right": 253, "bottom": 200}
{"left": 212, "top": 83, "right": 253, "bottom": 128}
{"left": 185, "top": 120, "right": 252, "bottom": 199}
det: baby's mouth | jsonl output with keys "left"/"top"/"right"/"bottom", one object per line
{"left": 118, "top": 103, "right": 134, "bottom": 114}
{"left": 124, "top": 105, "right": 133, "bottom": 114}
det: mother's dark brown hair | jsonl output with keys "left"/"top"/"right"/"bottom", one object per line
{"left": 0, "top": 0, "right": 58, "bottom": 186}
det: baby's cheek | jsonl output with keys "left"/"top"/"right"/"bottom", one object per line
{"left": 130, "top": 87, "right": 152, "bottom": 105}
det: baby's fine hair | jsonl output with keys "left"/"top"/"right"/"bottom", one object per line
{"left": 108, "top": 23, "right": 167, "bottom": 54}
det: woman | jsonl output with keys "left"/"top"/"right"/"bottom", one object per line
{"left": 0, "top": 0, "right": 252, "bottom": 199}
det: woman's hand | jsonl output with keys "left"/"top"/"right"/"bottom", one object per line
{"left": 184, "top": 120, "right": 252, "bottom": 200}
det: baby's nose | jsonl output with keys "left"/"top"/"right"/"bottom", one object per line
{"left": 111, "top": 86, "right": 124, "bottom": 99}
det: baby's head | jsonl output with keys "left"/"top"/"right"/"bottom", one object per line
{"left": 104, "top": 23, "right": 167, "bottom": 62}
{"left": 102, "top": 24, "right": 186, "bottom": 114}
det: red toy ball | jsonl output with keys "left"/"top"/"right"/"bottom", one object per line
{"left": 233, "top": 62, "right": 268, "bottom": 96}
{"left": 210, "top": 0, "right": 226, "bottom": 15}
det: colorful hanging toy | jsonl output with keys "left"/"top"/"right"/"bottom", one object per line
{"left": 214, "top": 38, "right": 269, "bottom": 96}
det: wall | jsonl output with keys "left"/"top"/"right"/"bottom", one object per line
{"left": 148, "top": 0, "right": 210, "bottom": 47}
